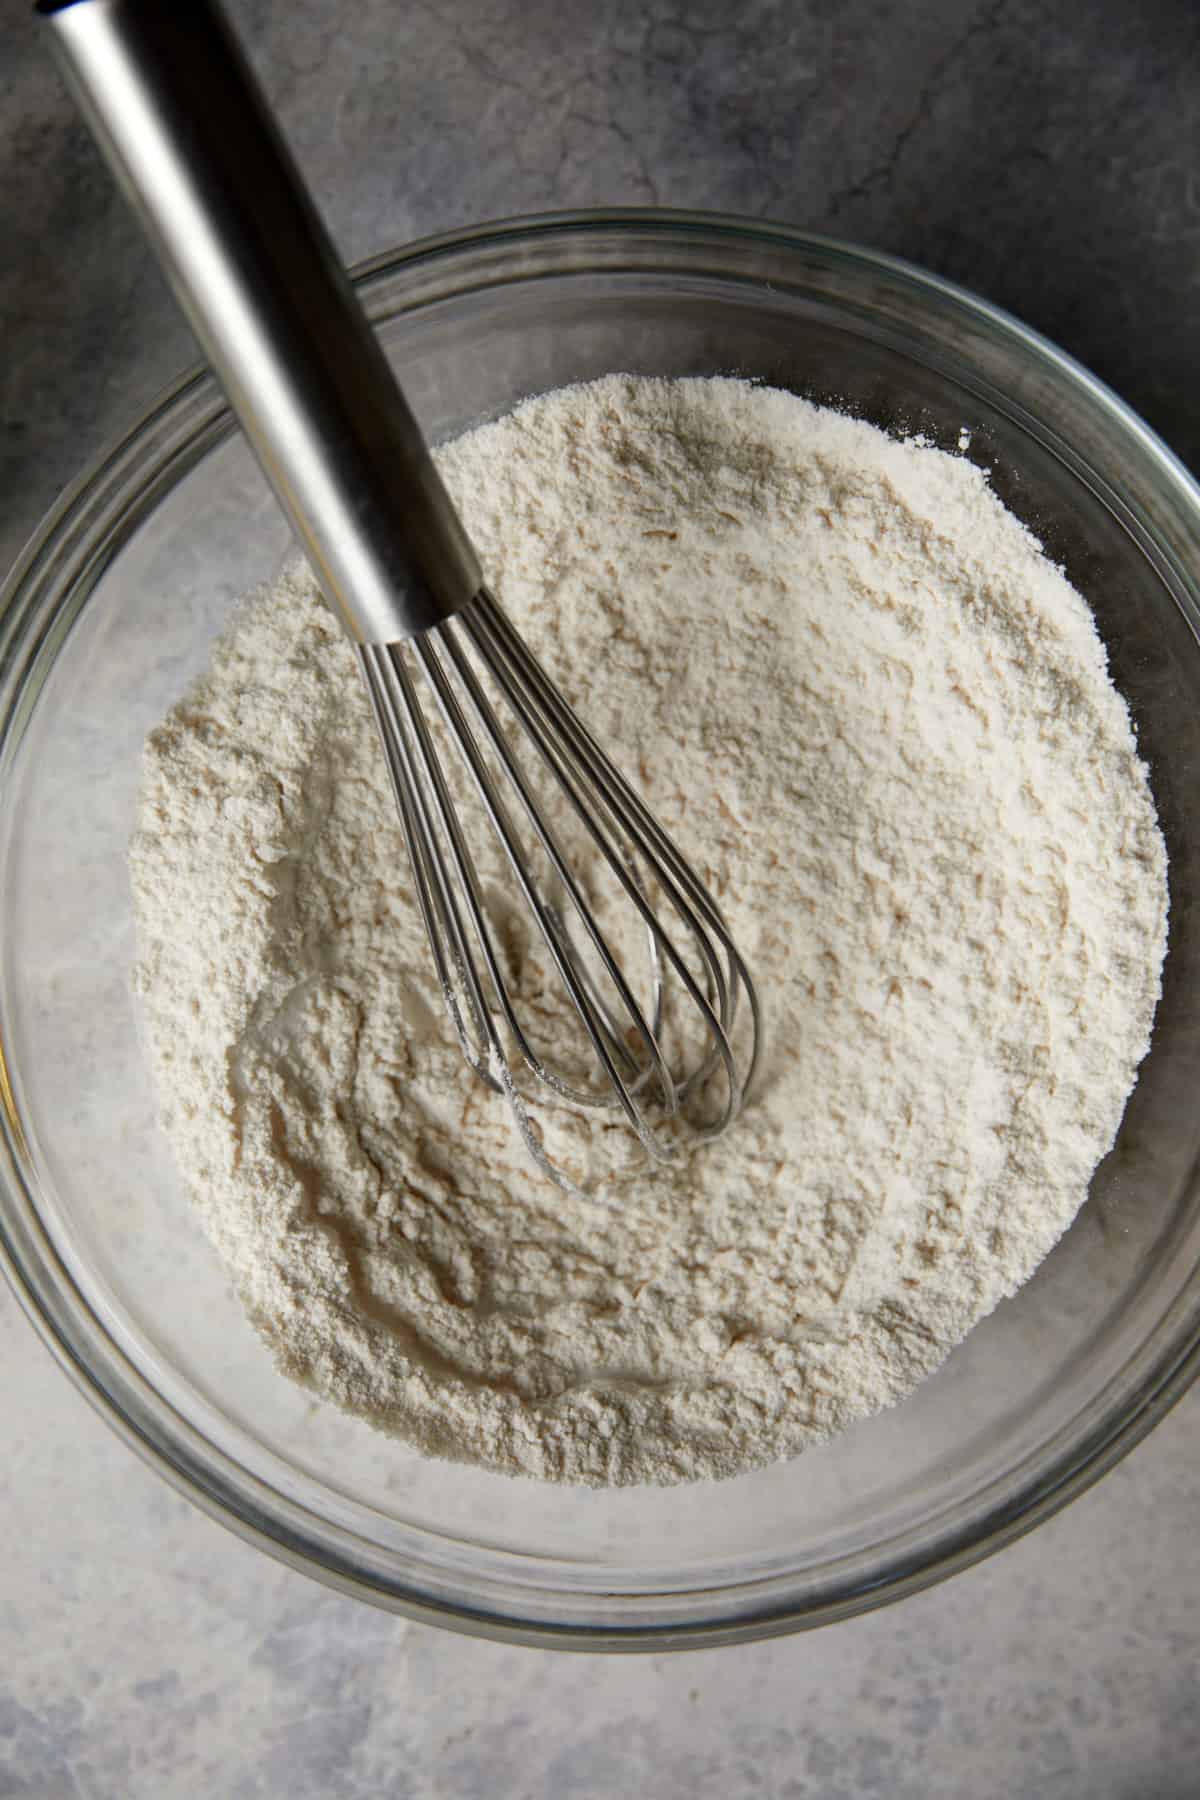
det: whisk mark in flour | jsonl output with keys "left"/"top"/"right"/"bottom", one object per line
{"left": 130, "top": 376, "right": 1168, "bottom": 1486}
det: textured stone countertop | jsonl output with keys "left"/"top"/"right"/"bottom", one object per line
{"left": 2, "top": 2, "right": 1198, "bottom": 1794}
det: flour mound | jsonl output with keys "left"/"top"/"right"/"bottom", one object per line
{"left": 130, "top": 375, "right": 1168, "bottom": 1486}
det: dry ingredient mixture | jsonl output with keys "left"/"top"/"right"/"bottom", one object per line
{"left": 130, "top": 375, "right": 1168, "bottom": 1486}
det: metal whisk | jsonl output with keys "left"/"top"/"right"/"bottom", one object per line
{"left": 358, "top": 590, "right": 758, "bottom": 1185}
{"left": 44, "top": 0, "right": 759, "bottom": 1190}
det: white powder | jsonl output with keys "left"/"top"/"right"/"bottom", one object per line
{"left": 129, "top": 375, "right": 1168, "bottom": 1487}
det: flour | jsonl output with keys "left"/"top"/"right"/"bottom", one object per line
{"left": 129, "top": 375, "right": 1168, "bottom": 1487}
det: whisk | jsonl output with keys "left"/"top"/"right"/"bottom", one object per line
{"left": 43, "top": 0, "right": 759, "bottom": 1191}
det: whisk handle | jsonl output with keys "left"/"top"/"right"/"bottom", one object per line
{"left": 38, "top": 0, "right": 482, "bottom": 643}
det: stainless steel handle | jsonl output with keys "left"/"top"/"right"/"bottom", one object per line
{"left": 38, "top": 0, "right": 482, "bottom": 643}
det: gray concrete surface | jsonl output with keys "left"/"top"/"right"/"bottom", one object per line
{"left": 2, "top": 0, "right": 1199, "bottom": 1794}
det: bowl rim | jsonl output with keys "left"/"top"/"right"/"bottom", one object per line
{"left": 3, "top": 205, "right": 1199, "bottom": 1651}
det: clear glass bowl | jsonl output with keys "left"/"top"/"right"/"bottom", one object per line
{"left": 3, "top": 211, "right": 1200, "bottom": 1650}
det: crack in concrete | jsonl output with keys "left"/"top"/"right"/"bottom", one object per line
{"left": 564, "top": 105, "right": 663, "bottom": 204}
{"left": 826, "top": 0, "right": 1010, "bottom": 220}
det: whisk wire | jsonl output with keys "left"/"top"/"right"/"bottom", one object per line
{"left": 412, "top": 624, "right": 682, "bottom": 1150}
{"left": 358, "top": 644, "right": 494, "bottom": 1080}
{"left": 358, "top": 587, "right": 761, "bottom": 1193}
{"left": 427, "top": 621, "right": 679, "bottom": 1090}
{"left": 455, "top": 603, "right": 735, "bottom": 1113}
{"left": 474, "top": 593, "right": 762, "bottom": 1095}
{"left": 362, "top": 641, "right": 603, "bottom": 1194}
{"left": 376, "top": 638, "right": 564, "bottom": 1097}
{"left": 464, "top": 593, "right": 757, "bottom": 1116}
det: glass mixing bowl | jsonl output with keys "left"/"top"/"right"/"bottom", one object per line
{"left": 3, "top": 212, "right": 1200, "bottom": 1650}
